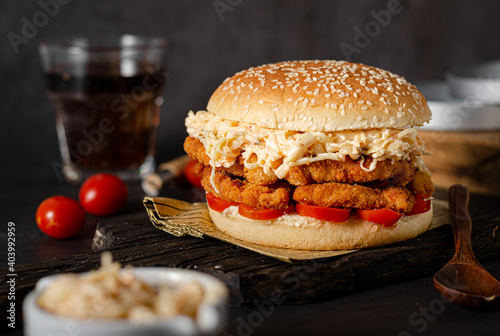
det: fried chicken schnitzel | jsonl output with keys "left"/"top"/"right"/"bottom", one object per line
{"left": 293, "top": 183, "right": 414, "bottom": 212}
{"left": 185, "top": 136, "right": 418, "bottom": 187}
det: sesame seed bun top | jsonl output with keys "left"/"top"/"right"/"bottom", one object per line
{"left": 207, "top": 60, "right": 432, "bottom": 132}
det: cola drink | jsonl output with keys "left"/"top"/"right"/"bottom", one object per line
{"left": 45, "top": 65, "right": 166, "bottom": 182}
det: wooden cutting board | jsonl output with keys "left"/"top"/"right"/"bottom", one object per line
{"left": 3, "top": 208, "right": 498, "bottom": 319}
{"left": 419, "top": 130, "right": 500, "bottom": 196}
{"left": 92, "top": 211, "right": 500, "bottom": 306}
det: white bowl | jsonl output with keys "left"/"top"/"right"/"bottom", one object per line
{"left": 23, "top": 267, "right": 229, "bottom": 336}
{"left": 416, "top": 81, "right": 500, "bottom": 131}
{"left": 446, "top": 59, "right": 500, "bottom": 104}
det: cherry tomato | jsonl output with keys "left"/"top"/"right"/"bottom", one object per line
{"left": 296, "top": 203, "right": 352, "bottom": 222}
{"left": 184, "top": 159, "right": 203, "bottom": 189}
{"left": 238, "top": 204, "right": 295, "bottom": 220}
{"left": 79, "top": 174, "right": 128, "bottom": 216}
{"left": 356, "top": 208, "right": 403, "bottom": 227}
{"left": 206, "top": 193, "right": 237, "bottom": 212}
{"left": 406, "top": 194, "right": 432, "bottom": 216}
{"left": 36, "top": 196, "right": 86, "bottom": 239}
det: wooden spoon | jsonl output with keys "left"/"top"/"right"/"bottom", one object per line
{"left": 433, "top": 184, "right": 500, "bottom": 310}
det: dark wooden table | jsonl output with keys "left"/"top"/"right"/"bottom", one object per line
{"left": 1, "top": 169, "right": 500, "bottom": 335}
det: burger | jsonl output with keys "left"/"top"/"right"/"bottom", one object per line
{"left": 184, "top": 60, "right": 434, "bottom": 250}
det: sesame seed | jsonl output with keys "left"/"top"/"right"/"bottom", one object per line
{"left": 348, "top": 103, "right": 353, "bottom": 108}
{"left": 356, "top": 116, "right": 363, "bottom": 121}
{"left": 385, "top": 108, "right": 389, "bottom": 114}
{"left": 244, "top": 105, "right": 250, "bottom": 109}
{"left": 366, "top": 101, "right": 373, "bottom": 106}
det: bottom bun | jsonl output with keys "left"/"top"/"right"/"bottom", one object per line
{"left": 208, "top": 204, "right": 433, "bottom": 250}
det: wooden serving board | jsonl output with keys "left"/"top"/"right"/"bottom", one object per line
{"left": 92, "top": 211, "right": 500, "bottom": 305}
{"left": 419, "top": 130, "right": 500, "bottom": 196}
{"left": 2, "top": 210, "right": 498, "bottom": 320}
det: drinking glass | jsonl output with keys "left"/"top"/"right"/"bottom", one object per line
{"left": 39, "top": 35, "right": 167, "bottom": 183}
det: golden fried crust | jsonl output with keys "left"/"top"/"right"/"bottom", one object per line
{"left": 184, "top": 136, "right": 211, "bottom": 166}
{"left": 285, "top": 157, "right": 416, "bottom": 186}
{"left": 200, "top": 166, "right": 293, "bottom": 209}
{"left": 406, "top": 171, "right": 434, "bottom": 196}
{"left": 185, "top": 136, "right": 417, "bottom": 186}
{"left": 293, "top": 183, "right": 414, "bottom": 212}
{"left": 184, "top": 136, "right": 279, "bottom": 184}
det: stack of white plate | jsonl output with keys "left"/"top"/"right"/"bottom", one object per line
{"left": 417, "top": 59, "right": 500, "bottom": 131}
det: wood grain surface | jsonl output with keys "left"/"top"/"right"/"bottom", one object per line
{"left": 2, "top": 208, "right": 499, "bottom": 328}
{"left": 419, "top": 130, "right": 500, "bottom": 196}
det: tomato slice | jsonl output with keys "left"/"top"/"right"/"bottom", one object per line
{"left": 356, "top": 208, "right": 403, "bottom": 227}
{"left": 238, "top": 204, "right": 295, "bottom": 220}
{"left": 406, "top": 194, "right": 432, "bottom": 216}
{"left": 206, "top": 193, "right": 237, "bottom": 212}
{"left": 295, "top": 203, "right": 351, "bottom": 222}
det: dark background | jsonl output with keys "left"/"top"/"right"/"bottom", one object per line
{"left": 1, "top": 2, "right": 500, "bottom": 335}
{"left": 1, "top": 0, "right": 499, "bottom": 184}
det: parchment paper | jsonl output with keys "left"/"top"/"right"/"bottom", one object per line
{"left": 143, "top": 197, "right": 449, "bottom": 263}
